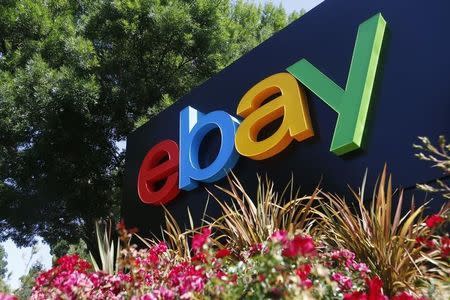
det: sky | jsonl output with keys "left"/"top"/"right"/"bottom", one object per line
{"left": 2, "top": 238, "right": 52, "bottom": 289}
{"left": 255, "top": 0, "right": 324, "bottom": 13}
{"left": 1, "top": 0, "right": 324, "bottom": 291}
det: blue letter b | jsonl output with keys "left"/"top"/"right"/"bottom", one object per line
{"left": 179, "top": 106, "right": 240, "bottom": 191}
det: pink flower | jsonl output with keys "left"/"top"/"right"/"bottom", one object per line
{"left": 271, "top": 230, "right": 288, "bottom": 244}
{"left": 329, "top": 249, "right": 369, "bottom": 275}
{"left": 215, "top": 248, "right": 231, "bottom": 259}
{"left": 141, "top": 287, "right": 175, "bottom": 300}
{"left": 301, "top": 279, "right": 313, "bottom": 289}
{"left": 34, "top": 254, "right": 93, "bottom": 295}
{"left": 154, "top": 242, "right": 168, "bottom": 254}
{"left": 0, "top": 293, "right": 18, "bottom": 300}
{"left": 282, "top": 235, "right": 316, "bottom": 257}
{"left": 331, "top": 249, "right": 355, "bottom": 262}
{"left": 168, "top": 262, "right": 206, "bottom": 295}
{"left": 192, "top": 227, "right": 211, "bottom": 253}
{"left": 352, "top": 262, "right": 370, "bottom": 274}
{"left": 425, "top": 214, "right": 444, "bottom": 228}
{"left": 331, "top": 272, "right": 353, "bottom": 290}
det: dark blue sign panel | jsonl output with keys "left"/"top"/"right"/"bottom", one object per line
{"left": 122, "top": 0, "right": 450, "bottom": 235}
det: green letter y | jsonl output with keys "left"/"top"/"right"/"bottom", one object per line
{"left": 287, "top": 13, "right": 386, "bottom": 155}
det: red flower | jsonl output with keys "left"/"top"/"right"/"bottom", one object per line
{"left": 425, "top": 214, "right": 444, "bottom": 228}
{"left": 128, "top": 227, "right": 139, "bottom": 234}
{"left": 116, "top": 220, "right": 126, "bottom": 231}
{"left": 282, "top": 235, "right": 316, "bottom": 257}
{"left": 192, "top": 227, "right": 211, "bottom": 253}
{"left": 441, "top": 236, "right": 450, "bottom": 258}
{"left": 230, "top": 274, "right": 238, "bottom": 283}
{"left": 295, "top": 264, "right": 312, "bottom": 281}
{"left": 191, "top": 252, "right": 207, "bottom": 264}
{"left": 392, "top": 292, "right": 415, "bottom": 300}
{"left": 249, "top": 243, "right": 264, "bottom": 256}
{"left": 415, "top": 236, "right": 434, "bottom": 249}
{"left": 366, "top": 276, "right": 387, "bottom": 300}
{"left": 216, "top": 269, "right": 228, "bottom": 280}
{"left": 56, "top": 254, "right": 92, "bottom": 273}
{"left": 344, "top": 291, "right": 368, "bottom": 300}
{"left": 214, "top": 269, "right": 234, "bottom": 282}
{"left": 215, "top": 248, "right": 231, "bottom": 259}
{"left": 116, "top": 220, "right": 138, "bottom": 234}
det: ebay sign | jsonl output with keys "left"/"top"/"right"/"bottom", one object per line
{"left": 137, "top": 14, "right": 386, "bottom": 205}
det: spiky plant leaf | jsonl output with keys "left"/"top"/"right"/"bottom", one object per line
{"left": 89, "top": 220, "right": 121, "bottom": 275}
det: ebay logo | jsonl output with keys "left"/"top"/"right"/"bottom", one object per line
{"left": 137, "top": 14, "right": 386, "bottom": 205}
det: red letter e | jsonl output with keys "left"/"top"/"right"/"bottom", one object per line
{"left": 137, "top": 140, "right": 180, "bottom": 205}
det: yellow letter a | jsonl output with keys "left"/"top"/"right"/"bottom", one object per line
{"left": 235, "top": 72, "right": 313, "bottom": 160}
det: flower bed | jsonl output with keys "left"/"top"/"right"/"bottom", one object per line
{"left": 25, "top": 222, "right": 448, "bottom": 299}
{"left": 2, "top": 154, "right": 449, "bottom": 299}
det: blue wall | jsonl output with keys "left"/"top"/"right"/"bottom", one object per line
{"left": 122, "top": 0, "right": 450, "bottom": 235}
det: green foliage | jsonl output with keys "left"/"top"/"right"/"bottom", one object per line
{"left": 0, "top": 245, "right": 7, "bottom": 280}
{"left": 0, "top": 245, "right": 10, "bottom": 293}
{"left": 83, "top": 0, "right": 301, "bottom": 131}
{"left": 0, "top": 280, "right": 10, "bottom": 294}
{"left": 0, "top": 0, "right": 115, "bottom": 249}
{"left": 51, "top": 238, "right": 90, "bottom": 262}
{"left": 0, "top": 0, "right": 300, "bottom": 250}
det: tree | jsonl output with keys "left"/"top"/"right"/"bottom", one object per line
{"left": 0, "top": 245, "right": 7, "bottom": 280}
{"left": 0, "top": 245, "right": 10, "bottom": 293}
{"left": 0, "top": 0, "right": 117, "bottom": 251}
{"left": 51, "top": 238, "right": 89, "bottom": 262}
{"left": 0, "top": 0, "right": 301, "bottom": 250}
{"left": 14, "top": 262, "right": 43, "bottom": 300}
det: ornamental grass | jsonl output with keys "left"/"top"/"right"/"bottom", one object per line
{"left": 314, "top": 166, "right": 449, "bottom": 296}
{"left": 207, "top": 172, "right": 319, "bottom": 250}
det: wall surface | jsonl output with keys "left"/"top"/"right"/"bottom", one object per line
{"left": 122, "top": 0, "right": 450, "bottom": 236}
